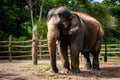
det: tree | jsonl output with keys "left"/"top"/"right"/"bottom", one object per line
{"left": 0, "top": 0, "right": 30, "bottom": 39}
{"left": 102, "top": 0, "right": 120, "bottom": 42}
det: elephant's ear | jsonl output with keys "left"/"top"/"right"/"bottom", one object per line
{"left": 69, "top": 14, "right": 81, "bottom": 35}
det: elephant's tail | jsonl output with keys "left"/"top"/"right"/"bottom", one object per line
{"left": 103, "top": 36, "right": 107, "bottom": 62}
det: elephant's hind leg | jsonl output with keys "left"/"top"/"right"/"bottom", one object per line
{"left": 82, "top": 52, "right": 91, "bottom": 70}
{"left": 91, "top": 42, "right": 101, "bottom": 70}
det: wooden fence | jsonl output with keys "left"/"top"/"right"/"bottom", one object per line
{"left": 0, "top": 36, "right": 48, "bottom": 61}
{"left": 100, "top": 44, "right": 120, "bottom": 59}
{"left": 0, "top": 36, "right": 120, "bottom": 62}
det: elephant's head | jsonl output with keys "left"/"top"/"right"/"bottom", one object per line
{"left": 46, "top": 6, "right": 82, "bottom": 73}
{"left": 47, "top": 6, "right": 82, "bottom": 39}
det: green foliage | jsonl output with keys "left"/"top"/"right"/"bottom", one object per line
{"left": 0, "top": 0, "right": 120, "bottom": 44}
{"left": 37, "top": 20, "right": 47, "bottom": 39}
{"left": 0, "top": 31, "right": 8, "bottom": 40}
{"left": 107, "top": 37, "right": 120, "bottom": 44}
{"left": 0, "top": 0, "right": 30, "bottom": 40}
{"left": 21, "top": 22, "right": 32, "bottom": 37}
{"left": 0, "top": 0, "right": 120, "bottom": 58}
{"left": 89, "top": 3, "right": 107, "bottom": 28}
{"left": 12, "top": 36, "right": 28, "bottom": 41}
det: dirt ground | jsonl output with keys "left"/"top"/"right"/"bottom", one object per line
{"left": 0, "top": 59, "right": 120, "bottom": 80}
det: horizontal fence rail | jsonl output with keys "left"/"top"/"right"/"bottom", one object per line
{"left": 101, "top": 44, "right": 120, "bottom": 54}
{"left": 0, "top": 37, "right": 120, "bottom": 61}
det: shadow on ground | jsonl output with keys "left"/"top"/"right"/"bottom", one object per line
{"left": 59, "top": 66, "right": 120, "bottom": 78}
{"left": 0, "top": 73, "right": 27, "bottom": 80}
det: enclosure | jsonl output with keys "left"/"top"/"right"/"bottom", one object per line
{"left": 0, "top": 38, "right": 120, "bottom": 80}
{"left": 0, "top": 59, "right": 120, "bottom": 80}
{"left": 0, "top": 0, "right": 120, "bottom": 80}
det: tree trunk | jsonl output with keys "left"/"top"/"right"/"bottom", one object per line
{"left": 27, "top": 0, "right": 38, "bottom": 65}
{"left": 39, "top": 0, "right": 45, "bottom": 21}
{"left": 32, "top": 25, "right": 38, "bottom": 65}
{"left": 28, "top": 0, "right": 34, "bottom": 28}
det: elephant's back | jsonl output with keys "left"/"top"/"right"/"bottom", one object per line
{"left": 74, "top": 12, "right": 104, "bottom": 51}
{"left": 74, "top": 11, "right": 104, "bottom": 36}
{"left": 74, "top": 12, "right": 98, "bottom": 22}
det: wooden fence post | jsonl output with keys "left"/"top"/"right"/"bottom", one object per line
{"left": 32, "top": 25, "right": 38, "bottom": 65}
{"left": 8, "top": 35, "right": 12, "bottom": 61}
{"left": 39, "top": 36, "right": 42, "bottom": 60}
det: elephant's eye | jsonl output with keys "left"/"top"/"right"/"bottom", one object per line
{"left": 59, "top": 13, "right": 67, "bottom": 18}
{"left": 62, "top": 22, "right": 68, "bottom": 28}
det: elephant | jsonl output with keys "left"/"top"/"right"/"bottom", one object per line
{"left": 46, "top": 6, "right": 107, "bottom": 74}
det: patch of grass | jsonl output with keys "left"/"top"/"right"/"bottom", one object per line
{"left": 22, "top": 62, "right": 61, "bottom": 79}
{"left": 99, "top": 57, "right": 120, "bottom": 62}
{"left": 22, "top": 62, "right": 51, "bottom": 73}
{"left": 107, "top": 57, "right": 120, "bottom": 62}
{"left": 23, "top": 63, "right": 49, "bottom": 68}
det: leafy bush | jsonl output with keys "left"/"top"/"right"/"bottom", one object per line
{"left": 37, "top": 19, "right": 47, "bottom": 39}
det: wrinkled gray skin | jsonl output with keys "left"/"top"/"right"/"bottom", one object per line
{"left": 46, "top": 6, "right": 105, "bottom": 74}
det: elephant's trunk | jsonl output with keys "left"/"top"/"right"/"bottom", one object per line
{"left": 48, "top": 39, "right": 58, "bottom": 73}
{"left": 47, "top": 26, "right": 59, "bottom": 73}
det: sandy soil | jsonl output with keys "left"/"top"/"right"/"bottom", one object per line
{"left": 0, "top": 60, "right": 120, "bottom": 80}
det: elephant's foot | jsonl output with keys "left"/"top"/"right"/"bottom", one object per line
{"left": 60, "top": 68, "right": 69, "bottom": 74}
{"left": 92, "top": 64, "right": 100, "bottom": 70}
{"left": 68, "top": 68, "right": 80, "bottom": 74}
{"left": 52, "top": 67, "right": 59, "bottom": 73}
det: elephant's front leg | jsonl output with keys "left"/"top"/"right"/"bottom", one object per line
{"left": 69, "top": 44, "right": 80, "bottom": 74}
{"left": 57, "top": 41, "right": 70, "bottom": 73}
